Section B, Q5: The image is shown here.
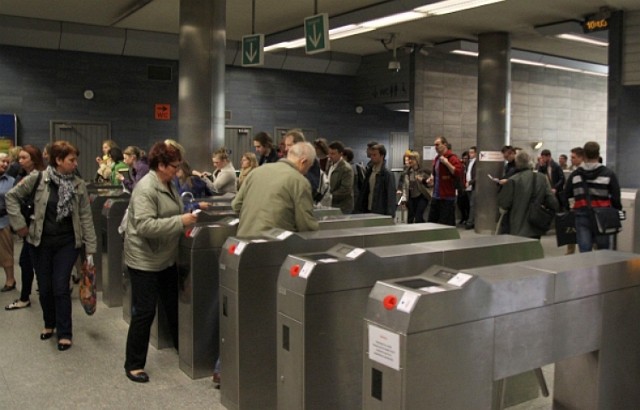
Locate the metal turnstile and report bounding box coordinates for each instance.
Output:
[177,218,239,379]
[89,189,125,291]
[316,213,393,229]
[276,235,543,410]
[122,208,236,325]
[312,206,342,218]
[100,197,129,307]
[618,188,639,252]
[219,222,460,410]
[363,251,640,410]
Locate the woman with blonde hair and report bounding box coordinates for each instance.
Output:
[397,150,431,223]
[95,139,118,183]
[193,149,237,194]
[237,152,258,190]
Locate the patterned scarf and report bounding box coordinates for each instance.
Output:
[47,166,75,221]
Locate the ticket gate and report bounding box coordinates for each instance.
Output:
[363,251,640,410]
[100,198,129,307]
[316,213,393,229]
[219,223,460,410]
[312,206,342,218]
[276,235,543,410]
[89,189,126,291]
[177,218,239,379]
[618,188,639,253]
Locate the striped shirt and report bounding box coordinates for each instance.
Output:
[564,164,621,210]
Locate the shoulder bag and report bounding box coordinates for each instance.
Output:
[527,173,554,232]
[581,176,621,235]
[20,171,42,227]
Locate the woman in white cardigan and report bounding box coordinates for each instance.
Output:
[193,149,237,194]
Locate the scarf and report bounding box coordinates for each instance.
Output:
[47,166,76,221]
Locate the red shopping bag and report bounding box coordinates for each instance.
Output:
[79,260,97,315]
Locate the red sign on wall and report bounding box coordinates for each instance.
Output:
[155,104,171,120]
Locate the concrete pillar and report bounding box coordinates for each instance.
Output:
[474,32,511,234]
[178,0,226,171]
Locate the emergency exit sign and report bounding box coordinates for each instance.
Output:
[242,34,264,67]
[304,13,329,54]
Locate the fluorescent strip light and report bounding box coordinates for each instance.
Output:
[361,11,427,29]
[556,33,608,47]
[544,64,582,73]
[510,58,544,67]
[451,50,478,56]
[583,71,608,77]
[329,25,375,40]
[415,0,505,15]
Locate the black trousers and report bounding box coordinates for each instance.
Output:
[124,264,179,372]
[427,198,456,226]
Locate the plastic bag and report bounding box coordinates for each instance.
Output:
[79,258,97,316]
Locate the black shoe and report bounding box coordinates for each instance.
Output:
[40,331,54,340]
[465,223,474,230]
[57,342,72,351]
[0,283,16,292]
[126,370,150,383]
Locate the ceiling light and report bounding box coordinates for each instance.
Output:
[451,50,478,57]
[415,0,505,16]
[510,58,544,67]
[555,33,608,47]
[329,24,375,40]
[361,11,427,29]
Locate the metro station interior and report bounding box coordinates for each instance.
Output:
[1,1,640,409]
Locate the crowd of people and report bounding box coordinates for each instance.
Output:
[0,131,622,387]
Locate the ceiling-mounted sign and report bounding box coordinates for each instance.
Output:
[304,13,330,54]
[242,34,264,67]
[155,104,171,120]
[583,15,609,32]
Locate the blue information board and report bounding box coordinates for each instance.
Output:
[0,114,17,154]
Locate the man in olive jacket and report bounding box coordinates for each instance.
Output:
[498,151,558,239]
[232,142,319,237]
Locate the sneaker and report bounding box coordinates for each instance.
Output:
[5,299,31,310]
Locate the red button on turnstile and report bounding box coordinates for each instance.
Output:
[228,244,237,254]
[290,264,301,277]
[383,295,397,310]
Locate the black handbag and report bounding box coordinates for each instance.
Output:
[527,173,554,232]
[20,171,42,227]
[581,177,622,235]
[555,211,576,246]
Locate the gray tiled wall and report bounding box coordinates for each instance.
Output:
[412,52,608,160]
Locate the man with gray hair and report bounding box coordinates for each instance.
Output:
[232,142,319,237]
[497,151,558,239]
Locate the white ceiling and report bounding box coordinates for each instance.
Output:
[0,0,638,64]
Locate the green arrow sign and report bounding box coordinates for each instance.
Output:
[242,34,264,67]
[304,13,330,54]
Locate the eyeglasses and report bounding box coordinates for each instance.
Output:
[167,162,181,169]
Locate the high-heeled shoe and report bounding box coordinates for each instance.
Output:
[40,330,54,340]
[126,370,150,383]
[57,339,72,351]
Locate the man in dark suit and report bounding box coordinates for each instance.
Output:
[537,149,565,210]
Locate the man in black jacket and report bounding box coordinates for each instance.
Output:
[537,149,565,210]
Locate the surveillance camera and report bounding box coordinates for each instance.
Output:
[388,60,401,72]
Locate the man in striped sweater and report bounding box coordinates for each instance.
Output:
[563,141,622,252]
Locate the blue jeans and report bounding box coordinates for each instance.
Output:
[575,210,611,252]
[30,239,79,340]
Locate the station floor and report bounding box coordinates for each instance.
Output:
[0,227,566,410]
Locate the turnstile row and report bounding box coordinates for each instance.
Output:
[363,250,640,410]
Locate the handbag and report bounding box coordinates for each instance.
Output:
[79,259,97,316]
[555,211,576,246]
[581,177,622,235]
[20,171,42,227]
[527,173,554,232]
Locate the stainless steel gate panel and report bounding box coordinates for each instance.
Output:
[177,218,238,379]
[363,251,640,409]
[88,189,124,291]
[100,198,129,307]
[218,222,459,410]
[277,236,543,410]
[316,213,393,229]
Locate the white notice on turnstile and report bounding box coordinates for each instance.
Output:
[368,324,400,371]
